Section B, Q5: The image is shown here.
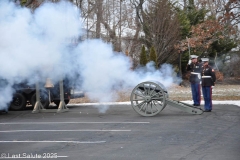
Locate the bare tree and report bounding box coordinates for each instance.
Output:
[19,0,182,68]
[197,0,240,27]
[96,0,103,38]
[130,0,180,66]
[149,0,180,65]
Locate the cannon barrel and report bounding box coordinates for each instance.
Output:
[130,81,203,117]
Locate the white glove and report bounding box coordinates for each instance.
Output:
[188,60,191,65]
[212,86,214,91]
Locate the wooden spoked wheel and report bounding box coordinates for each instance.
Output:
[130,81,167,116]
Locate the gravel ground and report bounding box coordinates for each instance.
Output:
[70,79,240,103]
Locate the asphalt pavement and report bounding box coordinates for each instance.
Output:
[0,103,240,160]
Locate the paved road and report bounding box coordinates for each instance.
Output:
[0,103,240,160]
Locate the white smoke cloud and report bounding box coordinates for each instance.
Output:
[0,0,181,112]
[0,82,14,111]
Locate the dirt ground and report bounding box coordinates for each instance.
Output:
[70,78,240,104]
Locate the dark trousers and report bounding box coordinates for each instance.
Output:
[202,86,212,110]
[191,83,201,105]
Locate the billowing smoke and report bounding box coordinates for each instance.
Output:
[0,1,180,111]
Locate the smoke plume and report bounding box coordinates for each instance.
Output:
[0,1,180,112]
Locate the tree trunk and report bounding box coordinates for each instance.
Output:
[96,0,103,38]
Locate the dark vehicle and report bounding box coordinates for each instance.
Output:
[1,78,84,111]
[0,79,9,113]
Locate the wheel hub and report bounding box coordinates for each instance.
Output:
[145,96,152,102]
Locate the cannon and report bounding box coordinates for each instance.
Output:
[130,81,203,116]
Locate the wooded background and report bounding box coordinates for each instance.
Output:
[18,0,240,78]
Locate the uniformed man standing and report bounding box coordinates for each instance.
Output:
[201,58,216,112]
[186,55,202,106]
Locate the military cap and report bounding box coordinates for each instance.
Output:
[190,55,198,59]
[201,57,209,62]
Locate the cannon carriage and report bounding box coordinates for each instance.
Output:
[130,81,203,116]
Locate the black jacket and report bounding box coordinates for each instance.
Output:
[201,65,216,86]
[186,62,202,83]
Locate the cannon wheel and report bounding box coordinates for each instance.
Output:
[130,81,167,116]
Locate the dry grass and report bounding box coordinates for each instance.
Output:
[70,82,240,104]
[168,84,240,101]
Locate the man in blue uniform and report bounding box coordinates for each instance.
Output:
[201,58,216,112]
[186,55,202,106]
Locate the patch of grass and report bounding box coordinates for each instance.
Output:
[70,84,240,104]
